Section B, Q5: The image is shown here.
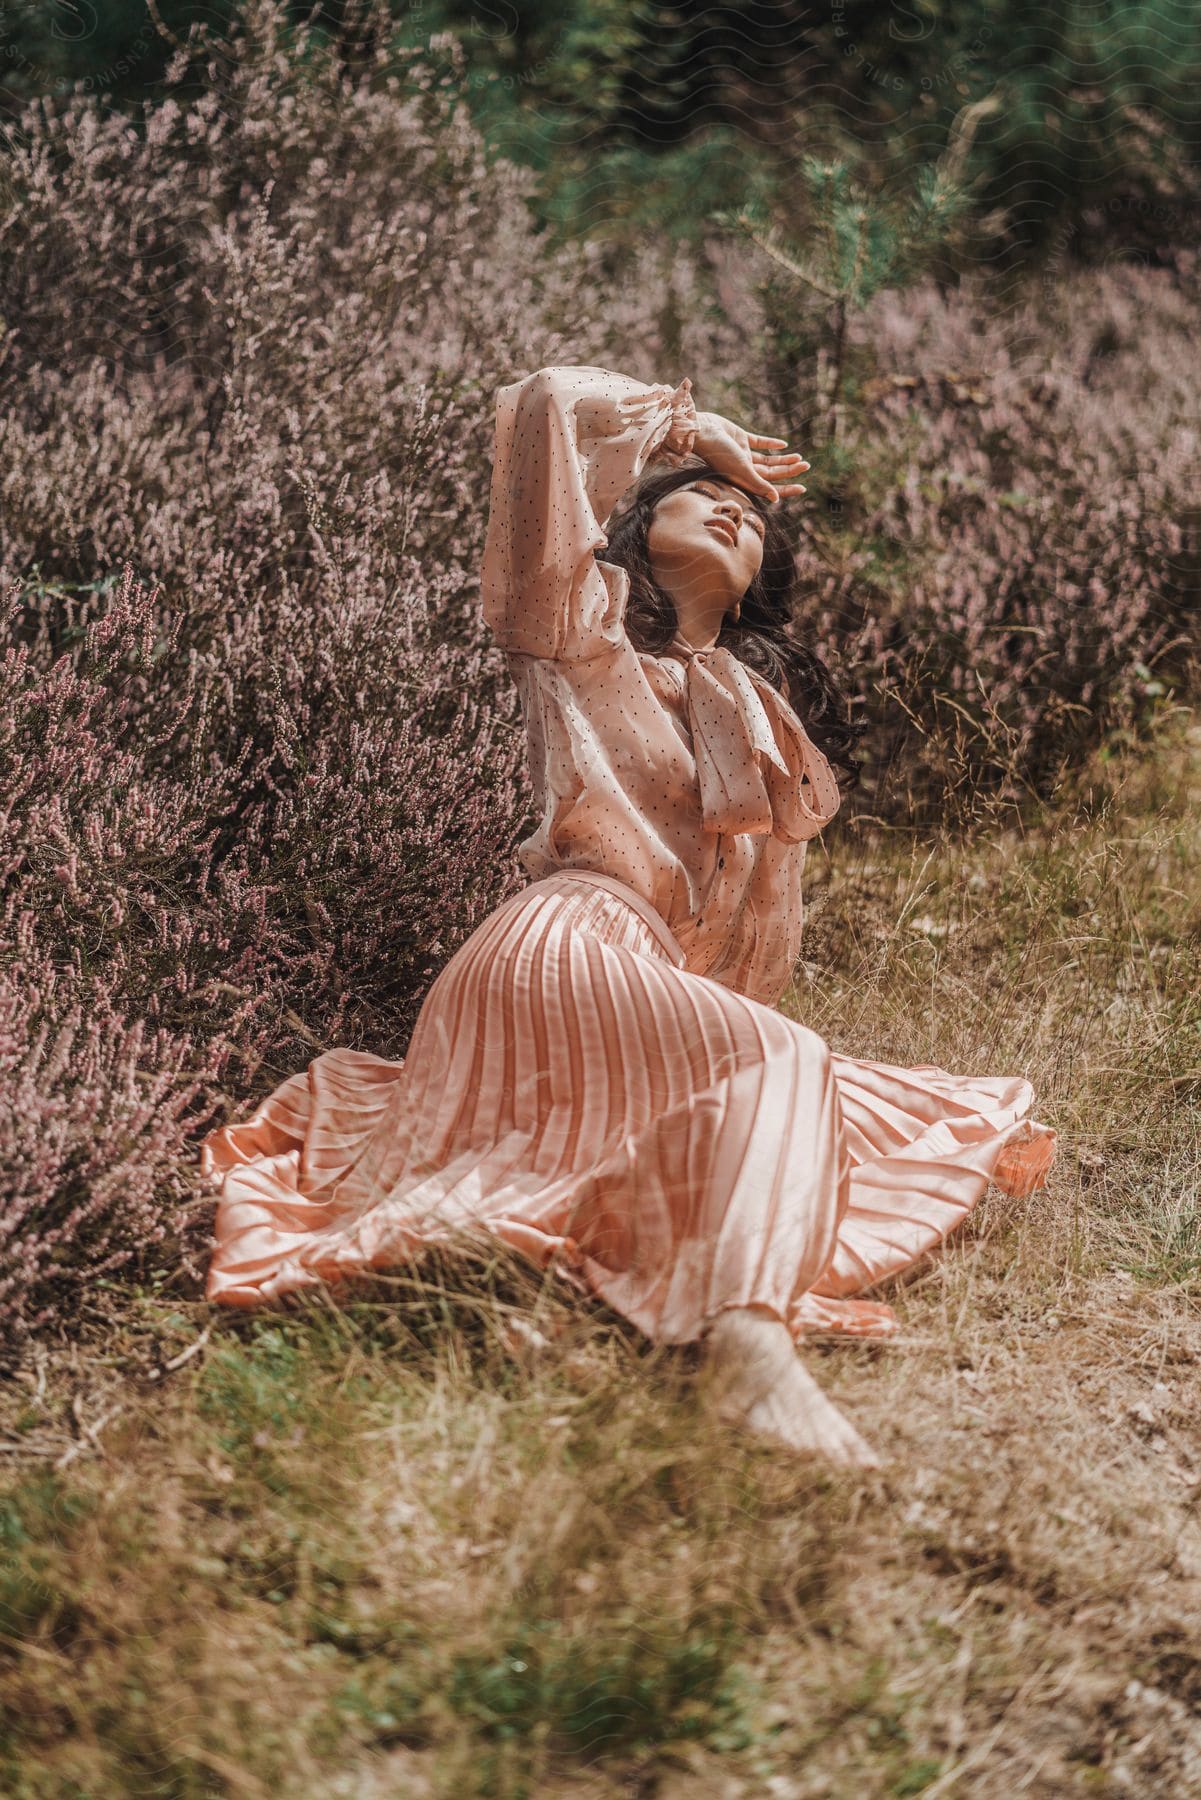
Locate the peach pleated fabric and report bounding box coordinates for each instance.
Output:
[202,366,1056,1337]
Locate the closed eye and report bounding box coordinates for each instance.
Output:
[694,481,765,538]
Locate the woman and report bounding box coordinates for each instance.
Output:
[201,365,1056,1467]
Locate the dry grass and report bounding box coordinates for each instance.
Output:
[2,726,1199,1799]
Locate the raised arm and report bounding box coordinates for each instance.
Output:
[480,365,697,662]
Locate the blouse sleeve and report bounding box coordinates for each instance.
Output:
[480,364,698,662]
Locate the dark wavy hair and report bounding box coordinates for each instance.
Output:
[597,460,864,786]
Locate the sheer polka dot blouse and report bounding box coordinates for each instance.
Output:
[479,365,841,1009]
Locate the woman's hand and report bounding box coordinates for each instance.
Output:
[691,409,809,504]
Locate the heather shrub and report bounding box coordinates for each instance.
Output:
[0,945,225,1338]
[813,267,1201,811]
[598,240,1200,812]
[0,557,534,1339]
[0,3,589,1340]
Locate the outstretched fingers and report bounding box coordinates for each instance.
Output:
[751,449,808,501]
[743,465,807,503]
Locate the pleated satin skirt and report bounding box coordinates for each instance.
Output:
[201,871,1056,1339]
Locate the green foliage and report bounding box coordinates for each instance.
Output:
[0,1476,94,1644]
[444,1611,752,1757]
[724,156,969,310]
[7,1,1201,262]
[384,0,1201,260]
[196,1326,307,1456]
[0,0,238,115]
[717,151,970,452]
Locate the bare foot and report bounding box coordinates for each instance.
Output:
[701,1308,881,1469]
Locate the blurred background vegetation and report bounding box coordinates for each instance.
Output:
[3,0,1200,266]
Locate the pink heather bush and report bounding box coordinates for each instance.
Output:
[794,268,1194,808]
[0,4,593,1341]
[0,944,226,1337]
[1,1,1197,1335]
[808,270,1201,808]
[0,559,533,1340]
[594,240,1199,809]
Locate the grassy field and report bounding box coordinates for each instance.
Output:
[2,727,1199,1799]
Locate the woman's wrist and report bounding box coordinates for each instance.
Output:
[691,410,736,459]
[662,377,698,458]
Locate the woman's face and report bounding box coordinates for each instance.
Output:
[646,477,766,605]
[643,475,767,650]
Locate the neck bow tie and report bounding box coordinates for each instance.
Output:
[668,643,842,842]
